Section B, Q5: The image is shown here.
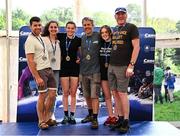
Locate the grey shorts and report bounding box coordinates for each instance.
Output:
[108,65,129,92]
[80,73,101,98]
[37,68,57,93]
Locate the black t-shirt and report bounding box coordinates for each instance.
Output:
[57,33,81,69]
[110,23,139,66]
[99,40,112,69]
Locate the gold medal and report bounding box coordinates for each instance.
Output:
[51,57,56,63]
[86,54,91,60]
[66,56,70,61]
[105,63,109,68]
[42,55,47,61]
[113,45,117,50]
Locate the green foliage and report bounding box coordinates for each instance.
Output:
[147,17,177,33]
[92,12,116,27]
[155,91,180,121]
[155,48,180,75]
[126,4,141,26]
[40,7,73,26]
[175,20,180,32]
[0,9,5,30]
[12,8,30,30]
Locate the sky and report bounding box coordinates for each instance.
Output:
[1,0,180,21]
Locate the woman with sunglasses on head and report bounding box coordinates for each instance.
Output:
[57,21,81,125]
[41,20,61,126]
[99,25,118,126]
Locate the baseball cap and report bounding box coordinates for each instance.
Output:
[115,7,127,14]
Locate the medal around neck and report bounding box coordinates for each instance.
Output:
[42,55,47,61]
[113,45,117,50]
[105,63,109,68]
[51,57,56,63]
[86,54,91,60]
[66,56,70,61]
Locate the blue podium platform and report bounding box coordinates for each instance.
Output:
[0,121,180,135]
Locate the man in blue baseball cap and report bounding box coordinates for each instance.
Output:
[108,7,140,133]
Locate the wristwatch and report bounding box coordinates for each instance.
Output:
[130,61,135,66]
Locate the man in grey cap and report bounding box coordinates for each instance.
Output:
[108,7,140,133]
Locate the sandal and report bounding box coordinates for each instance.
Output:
[38,122,49,130]
[46,119,58,126]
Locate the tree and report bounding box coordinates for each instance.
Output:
[126,4,141,26]
[176,20,180,32]
[92,12,116,27]
[12,8,30,30]
[40,7,73,26]
[0,9,5,30]
[147,17,176,33]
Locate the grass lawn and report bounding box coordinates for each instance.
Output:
[154,90,180,121]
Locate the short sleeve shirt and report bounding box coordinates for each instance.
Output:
[25,33,50,71]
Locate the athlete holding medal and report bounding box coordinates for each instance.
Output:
[57,21,81,124]
[99,25,118,126]
[25,17,57,130]
[80,17,101,129]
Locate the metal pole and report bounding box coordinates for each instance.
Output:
[142,0,147,26]
[3,0,12,122]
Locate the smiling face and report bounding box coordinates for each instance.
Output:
[48,22,59,36]
[100,27,111,42]
[30,21,42,36]
[82,20,93,36]
[115,12,127,26]
[66,23,76,37]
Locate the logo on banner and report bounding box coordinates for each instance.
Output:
[19,57,27,62]
[143,59,154,64]
[19,31,31,36]
[144,33,155,38]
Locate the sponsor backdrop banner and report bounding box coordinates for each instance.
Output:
[17,26,155,122]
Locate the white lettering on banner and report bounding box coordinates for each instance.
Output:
[19,57,27,62]
[143,59,154,64]
[19,31,30,36]
[144,33,155,38]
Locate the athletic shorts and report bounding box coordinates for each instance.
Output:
[37,68,57,93]
[100,67,108,80]
[60,67,79,77]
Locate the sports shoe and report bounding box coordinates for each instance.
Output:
[104,116,118,126]
[118,119,130,133]
[91,118,98,129]
[81,115,93,123]
[69,115,76,124]
[109,119,123,130]
[61,116,69,124]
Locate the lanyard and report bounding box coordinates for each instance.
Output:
[65,37,72,56]
[104,42,111,63]
[85,38,92,51]
[49,37,57,56]
[32,33,46,53]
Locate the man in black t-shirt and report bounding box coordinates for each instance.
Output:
[108,7,140,133]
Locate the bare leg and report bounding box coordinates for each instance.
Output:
[118,92,129,119]
[44,90,56,122]
[101,80,113,117]
[61,77,70,112]
[37,92,47,123]
[69,77,79,113]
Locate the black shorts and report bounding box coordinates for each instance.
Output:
[100,67,108,80]
[60,67,79,77]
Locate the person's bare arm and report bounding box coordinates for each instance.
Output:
[26,53,44,87]
[126,38,140,77]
